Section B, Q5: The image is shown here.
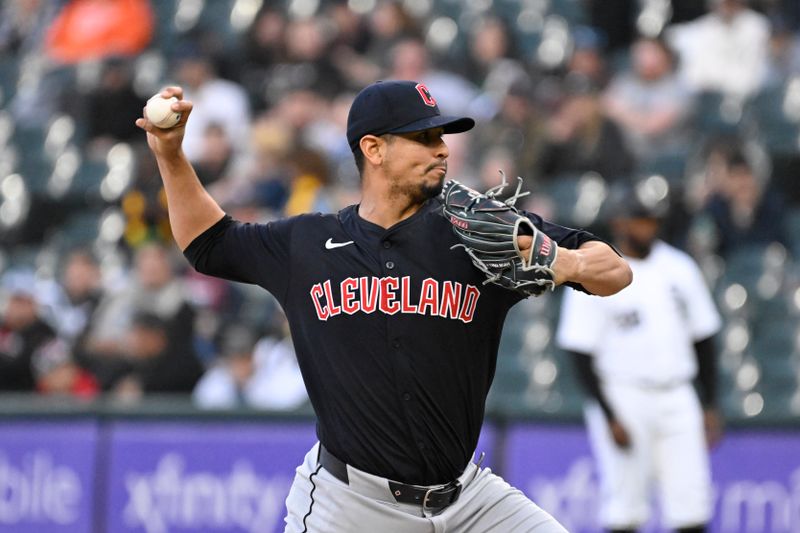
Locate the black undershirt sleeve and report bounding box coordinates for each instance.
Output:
[694,335,718,408]
[569,350,617,421]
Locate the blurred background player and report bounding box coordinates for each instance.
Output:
[556,184,723,533]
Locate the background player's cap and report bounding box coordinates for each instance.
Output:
[605,178,671,221]
[346,80,475,152]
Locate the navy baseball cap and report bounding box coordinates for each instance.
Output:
[346,80,475,152]
[606,181,670,221]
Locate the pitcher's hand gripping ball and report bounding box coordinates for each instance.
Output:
[441,172,558,297]
[145,94,182,129]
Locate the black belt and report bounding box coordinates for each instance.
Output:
[318,444,463,509]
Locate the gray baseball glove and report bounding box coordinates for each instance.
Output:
[441,172,558,297]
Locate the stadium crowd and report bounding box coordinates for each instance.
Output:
[0,0,799,417]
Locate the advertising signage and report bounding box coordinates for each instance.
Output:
[0,421,99,533]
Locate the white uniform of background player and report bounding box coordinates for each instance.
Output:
[556,189,723,533]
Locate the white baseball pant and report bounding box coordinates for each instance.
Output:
[284,442,568,532]
[585,381,712,529]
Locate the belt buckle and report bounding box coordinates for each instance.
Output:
[422,487,436,510]
[422,480,462,510]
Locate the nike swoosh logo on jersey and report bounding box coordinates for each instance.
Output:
[325,238,354,249]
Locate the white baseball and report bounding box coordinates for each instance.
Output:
[145,94,182,129]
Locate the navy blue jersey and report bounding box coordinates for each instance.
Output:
[184,197,599,485]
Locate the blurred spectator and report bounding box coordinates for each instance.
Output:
[34,337,98,398]
[193,325,256,409]
[273,87,330,141]
[82,242,195,388]
[194,315,308,411]
[281,16,348,98]
[240,6,287,110]
[684,135,741,211]
[112,312,203,401]
[194,122,235,187]
[565,26,610,88]
[473,147,525,205]
[364,1,421,64]
[758,0,800,30]
[327,1,371,53]
[0,0,54,54]
[668,0,771,97]
[471,77,548,186]
[604,36,693,162]
[695,145,788,257]
[305,91,360,189]
[5,1,72,126]
[121,146,172,248]
[246,318,308,410]
[476,147,519,191]
[243,6,287,67]
[283,146,334,216]
[245,14,350,110]
[765,20,800,86]
[0,270,58,391]
[184,267,246,365]
[181,28,241,87]
[538,76,634,182]
[83,57,142,154]
[264,88,359,208]
[325,1,379,89]
[387,38,495,120]
[175,47,252,164]
[53,248,104,344]
[462,15,527,104]
[230,114,293,212]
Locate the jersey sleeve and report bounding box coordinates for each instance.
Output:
[680,255,722,340]
[524,212,603,250]
[524,212,615,293]
[555,288,606,354]
[182,214,294,302]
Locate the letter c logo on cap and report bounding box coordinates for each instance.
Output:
[416,83,437,107]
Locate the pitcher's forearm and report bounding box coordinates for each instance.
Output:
[555,241,632,296]
[156,150,225,251]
